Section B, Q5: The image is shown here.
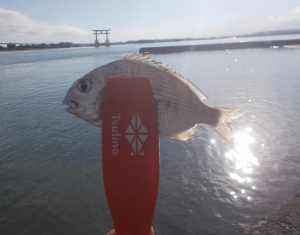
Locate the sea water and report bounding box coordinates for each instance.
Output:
[1,38,300,235]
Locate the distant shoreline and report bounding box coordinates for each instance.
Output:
[139,39,300,54]
[0,46,95,53]
[0,38,217,52]
[1,28,300,52]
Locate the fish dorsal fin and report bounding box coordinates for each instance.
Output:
[168,125,197,141]
[122,53,208,100]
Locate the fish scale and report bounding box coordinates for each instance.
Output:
[119,61,201,136]
[63,53,245,144]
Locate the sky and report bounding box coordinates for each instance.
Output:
[0,0,300,44]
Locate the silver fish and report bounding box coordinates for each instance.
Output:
[63,53,245,144]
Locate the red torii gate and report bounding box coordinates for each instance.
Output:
[92,29,111,47]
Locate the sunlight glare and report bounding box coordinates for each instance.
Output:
[225,128,258,200]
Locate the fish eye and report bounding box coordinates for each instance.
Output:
[77,80,92,93]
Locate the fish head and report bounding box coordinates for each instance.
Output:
[62,72,106,127]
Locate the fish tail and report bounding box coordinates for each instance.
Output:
[211,107,246,145]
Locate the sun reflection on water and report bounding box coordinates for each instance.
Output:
[223,127,259,200]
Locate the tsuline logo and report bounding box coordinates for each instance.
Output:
[111,114,121,155]
[125,114,148,156]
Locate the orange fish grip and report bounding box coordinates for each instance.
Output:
[101,77,160,235]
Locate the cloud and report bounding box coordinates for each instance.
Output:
[240,7,300,35]
[1,6,300,44]
[118,7,300,41]
[191,7,300,37]
[0,8,89,43]
[268,7,300,29]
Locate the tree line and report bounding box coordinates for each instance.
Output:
[0,42,94,51]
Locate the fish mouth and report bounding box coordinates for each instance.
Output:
[63,100,78,112]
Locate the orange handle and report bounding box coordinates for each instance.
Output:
[101,77,160,235]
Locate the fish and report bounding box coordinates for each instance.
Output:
[63,53,245,144]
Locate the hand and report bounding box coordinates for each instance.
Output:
[106,226,154,235]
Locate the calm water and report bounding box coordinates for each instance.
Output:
[1,38,300,235]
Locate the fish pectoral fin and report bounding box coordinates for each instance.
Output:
[168,125,197,141]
